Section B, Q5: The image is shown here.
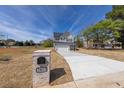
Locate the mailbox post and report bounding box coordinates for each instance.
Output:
[33,50,51,87]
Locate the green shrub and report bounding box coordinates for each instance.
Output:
[43,39,53,47]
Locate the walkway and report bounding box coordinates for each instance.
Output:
[57,49,124,81]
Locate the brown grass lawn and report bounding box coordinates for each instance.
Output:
[0,47,73,88]
[50,50,73,86]
[78,48,124,62]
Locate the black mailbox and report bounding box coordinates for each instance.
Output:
[36,56,48,73]
[37,57,46,65]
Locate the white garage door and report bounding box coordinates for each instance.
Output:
[55,44,69,52]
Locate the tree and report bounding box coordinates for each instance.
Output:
[0,42,5,46]
[83,26,94,48]
[76,36,83,48]
[82,20,112,48]
[94,20,113,44]
[24,40,30,46]
[106,6,124,20]
[29,40,35,46]
[106,6,124,49]
[82,6,124,49]
[108,20,123,41]
[15,41,24,46]
[43,39,53,47]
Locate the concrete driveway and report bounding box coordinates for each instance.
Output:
[57,49,124,81]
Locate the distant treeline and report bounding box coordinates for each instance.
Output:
[0,38,54,48]
[0,39,38,46]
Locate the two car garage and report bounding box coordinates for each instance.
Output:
[54,42,70,52]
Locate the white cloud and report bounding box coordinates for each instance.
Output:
[0,22,49,42]
[0,9,54,43]
[68,14,84,32]
[37,7,56,28]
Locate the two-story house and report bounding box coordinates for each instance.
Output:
[53,32,76,51]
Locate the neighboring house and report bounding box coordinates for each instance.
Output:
[6,39,16,47]
[83,37,122,49]
[53,32,76,51]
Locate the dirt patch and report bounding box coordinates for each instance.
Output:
[0,55,12,64]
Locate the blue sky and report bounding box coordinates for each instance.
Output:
[0,5,112,42]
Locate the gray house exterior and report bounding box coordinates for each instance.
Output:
[53,32,76,51]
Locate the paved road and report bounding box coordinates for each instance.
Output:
[57,49,124,81]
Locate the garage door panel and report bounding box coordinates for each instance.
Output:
[55,44,69,52]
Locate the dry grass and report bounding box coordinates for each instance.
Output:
[50,50,73,86]
[0,47,43,88]
[78,48,124,62]
[0,47,73,88]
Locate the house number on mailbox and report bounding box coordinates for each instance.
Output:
[36,67,47,73]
